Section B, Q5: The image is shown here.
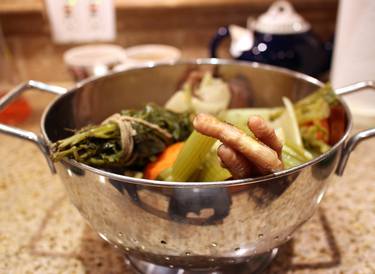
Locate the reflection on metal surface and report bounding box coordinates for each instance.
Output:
[126,248,278,274]
[312,150,338,180]
[168,188,231,225]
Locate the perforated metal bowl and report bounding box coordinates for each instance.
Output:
[1,60,374,274]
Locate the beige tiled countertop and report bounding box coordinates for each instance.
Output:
[0,90,375,274]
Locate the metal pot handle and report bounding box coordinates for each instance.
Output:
[0,80,67,173]
[335,80,375,175]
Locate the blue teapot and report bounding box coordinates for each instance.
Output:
[210,1,332,77]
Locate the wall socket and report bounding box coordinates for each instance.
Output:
[45,0,116,44]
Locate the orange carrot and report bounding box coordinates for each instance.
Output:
[302,119,329,142]
[144,142,184,180]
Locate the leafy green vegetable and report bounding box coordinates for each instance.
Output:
[300,123,331,154]
[52,104,193,170]
[121,104,192,142]
[294,84,338,155]
[294,84,338,125]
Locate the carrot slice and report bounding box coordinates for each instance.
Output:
[302,119,329,142]
[144,142,184,180]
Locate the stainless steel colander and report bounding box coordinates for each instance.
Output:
[1,60,374,274]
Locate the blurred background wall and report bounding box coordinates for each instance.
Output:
[0,0,337,83]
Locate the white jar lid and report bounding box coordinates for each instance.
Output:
[253,1,310,34]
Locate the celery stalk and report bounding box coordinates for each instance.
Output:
[219,108,283,134]
[282,150,304,169]
[282,143,313,169]
[198,150,231,182]
[171,130,216,182]
[284,142,314,161]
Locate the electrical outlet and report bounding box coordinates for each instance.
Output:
[45,0,116,44]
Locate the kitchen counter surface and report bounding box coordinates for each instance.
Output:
[0,90,375,274]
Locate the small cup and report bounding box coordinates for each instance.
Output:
[114,44,181,71]
[63,44,127,81]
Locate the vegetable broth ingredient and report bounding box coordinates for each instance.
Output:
[171,130,216,182]
[164,90,190,113]
[193,113,283,174]
[248,116,283,158]
[165,72,231,114]
[300,121,331,154]
[282,147,305,169]
[272,97,304,148]
[219,107,283,133]
[197,144,232,181]
[195,115,283,179]
[294,84,338,125]
[294,84,340,155]
[217,144,254,179]
[52,104,192,170]
[144,142,184,180]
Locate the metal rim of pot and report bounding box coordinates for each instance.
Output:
[0,58,374,188]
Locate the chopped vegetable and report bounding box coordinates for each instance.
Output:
[282,144,313,169]
[300,122,331,154]
[171,130,216,182]
[144,142,184,180]
[294,84,338,125]
[282,147,305,169]
[272,97,304,148]
[293,84,340,155]
[197,142,231,181]
[219,107,283,133]
[165,72,231,114]
[164,90,191,113]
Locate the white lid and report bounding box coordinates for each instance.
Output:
[124,44,181,63]
[253,1,310,34]
[63,44,127,68]
[113,44,181,72]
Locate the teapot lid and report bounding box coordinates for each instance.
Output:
[252,1,310,34]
